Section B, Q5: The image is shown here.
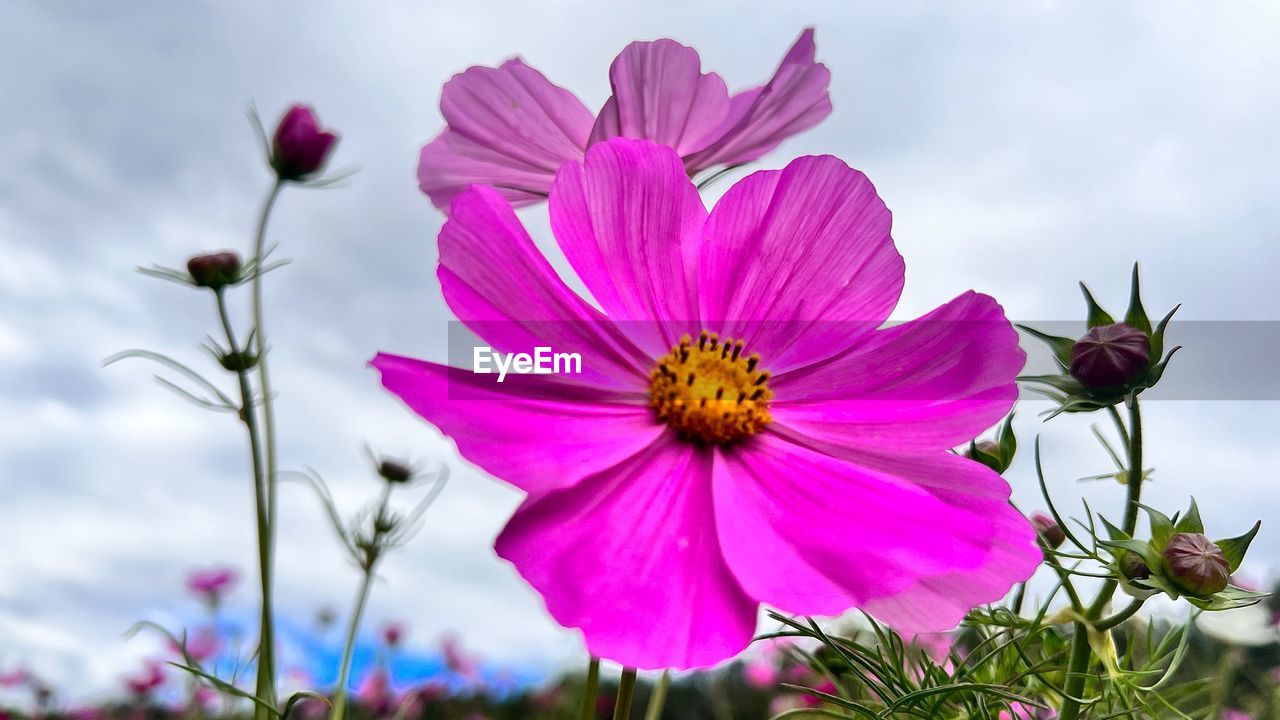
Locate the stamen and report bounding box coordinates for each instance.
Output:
[648,332,773,444]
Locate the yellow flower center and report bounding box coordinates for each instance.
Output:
[648,331,772,444]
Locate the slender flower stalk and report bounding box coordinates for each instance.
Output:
[642,671,670,720]
[328,565,378,720]
[249,179,283,718]
[579,658,600,720]
[613,668,638,720]
[1059,394,1143,720]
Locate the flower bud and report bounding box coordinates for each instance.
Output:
[1069,323,1150,389]
[271,105,339,181]
[378,459,413,484]
[1031,513,1065,549]
[187,251,242,290]
[218,349,259,373]
[1163,532,1230,595]
[1120,551,1151,580]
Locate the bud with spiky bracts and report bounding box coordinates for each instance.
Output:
[965,414,1016,474]
[1020,264,1180,416]
[1100,498,1263,610]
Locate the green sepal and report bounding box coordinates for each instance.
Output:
[1080,282,1116,328]
[1174,498,1204,534]
[1149,303,1180,363]
[1141,504,1176,549]
[1216,520,1262,573]
[1186,584,1270,612]
[1124,263,1153,335]
[1017,324,1076,371]
[996,413,1017,464]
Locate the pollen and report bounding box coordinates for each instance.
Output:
[648,331,772,444]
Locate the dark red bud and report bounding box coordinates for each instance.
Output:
[1069,323,1150,389]
[378,459,413,484]
[1031,512,1066,549]
[1120,551,1151,580]
[271,105,339,181]
[1163,532,1230,595]
[186,251,242,289]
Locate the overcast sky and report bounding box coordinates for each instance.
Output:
[1,0,1278,704]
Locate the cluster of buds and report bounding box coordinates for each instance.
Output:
[1101,499,1263,610]
[964,414,1016,474]
[1020,265,1179,415]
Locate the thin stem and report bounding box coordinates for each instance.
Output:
[579,658,600,720]
[250,179,283,718]
[1095,598,1144,631]
[328,567,377,720]
[213,288,273,712]
[1058,622,1093,720]
[642,670,670,720]
[613,668,638,720]
[1062,395,1145,720]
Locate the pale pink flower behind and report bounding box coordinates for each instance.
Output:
[418,30,830,211]
[375,139,1039,669]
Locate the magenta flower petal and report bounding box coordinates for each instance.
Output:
[861,491,1040,632]
[588,39,730,157]
[550,139,703,356]
[418,60,594,211]
[699,154,904,373]
[770,292,1025,453]
[712,434,995,617]
[440,185,653,390]
[685,29,832,172]
[495,439,757,669]
[372,354,664,496]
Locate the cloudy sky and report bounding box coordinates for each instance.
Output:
[1,0,1278,704]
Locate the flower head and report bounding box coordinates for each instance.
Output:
[271,105,339,181]
[383,622,405,648]
[1070,322,1150,389]
[186,566,238,607]
[1031,512,1066,550]
[374,140,1039,669]
[123,661,166,697]
[1163,532,1231,595]
[418,30,830,211]
[187,251,242,290]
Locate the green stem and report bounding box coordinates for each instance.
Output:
[642,670,670,720]
[1061,395,1144,720]
[1058,622,1093,720]
[579,658,600,720]
[213,289,273,711]
[613,668,638,720]
[1094,598,1144,631]
[328,566,377,720]
[250,179,283,718]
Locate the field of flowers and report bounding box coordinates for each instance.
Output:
[2,8,1278,720]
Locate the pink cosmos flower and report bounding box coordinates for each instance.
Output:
[383,622,406,648]
[1220,711,1253,720]
[124,661,166,697]
[441,634,480,683]
[172,626,222,662]
[418,29,830,211]
[356,666,397,716]
[271,105,339,181]
[373,138,1039,669]
[186,566,238,605]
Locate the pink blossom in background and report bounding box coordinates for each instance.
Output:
[123,661,165,697]
[743,658,779,689]
[442,634,480,683]
[170,626,221,662]
[185,566,238,606]
[383,622,406,648]
[0,668,30,688]
[375,139,1039,669]
[417,29,830,211]
[356,666,397,716]
[1220,711,1253,720]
